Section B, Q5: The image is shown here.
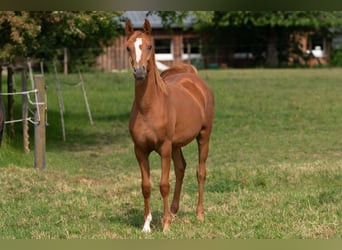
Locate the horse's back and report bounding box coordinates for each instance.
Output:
[167,72,213,106]
[167,72,214,125]
[161,64,212,110]
[161,63,197,81]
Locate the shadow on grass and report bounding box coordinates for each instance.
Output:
[2,107,132,154]
[108,206,196,233]
[44,109,131,152]
[108,208,165,231]
[108,208,142,229]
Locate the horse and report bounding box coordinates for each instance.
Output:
[160,63,198,80]
[125,19,214,233]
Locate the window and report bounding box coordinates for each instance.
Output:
[154,38,173,61]
[182,38,202,60]
[307,34,326,58]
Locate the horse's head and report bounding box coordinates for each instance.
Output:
[125,19,154,80]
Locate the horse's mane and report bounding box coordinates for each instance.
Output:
[155,72,168,94]
[150,51,168,94]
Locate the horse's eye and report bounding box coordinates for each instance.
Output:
[126,47,131,53]
[147,45,152,50]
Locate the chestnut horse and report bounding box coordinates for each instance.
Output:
[160,63,198,80]
[125,19,214,233]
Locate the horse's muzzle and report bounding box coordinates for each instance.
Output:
[133,66,147,80]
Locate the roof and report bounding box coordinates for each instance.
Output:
[122,11,195,29]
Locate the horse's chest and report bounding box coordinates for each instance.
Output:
[129,111,169,148]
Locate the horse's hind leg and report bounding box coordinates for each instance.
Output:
[196,128,211,221]
[171,147,187,215]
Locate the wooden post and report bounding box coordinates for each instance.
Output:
[53,62,66,141]
[40,61,45,75]
[0,66,2,146]
[27,60,35,89]
[0,66,4,147]
[187,42,191,64]
[78,70,94,126]
[0,65,2,93]
[22,69,30,154]
[7,67,14,136]
[0,94,4,147]
[64,48,68,75]
[34,75,46,170]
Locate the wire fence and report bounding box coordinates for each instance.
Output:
[0,89,44,125]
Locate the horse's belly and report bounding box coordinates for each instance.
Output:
[172,128,199,147]
[172,109,203,146]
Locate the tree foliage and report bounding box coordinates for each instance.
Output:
[148,11,215,30]
[152,11,342,30]
[0,11,122,70]
[152,11,342,67]
[0,11,40,61]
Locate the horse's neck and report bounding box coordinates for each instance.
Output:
[134,63,166,113]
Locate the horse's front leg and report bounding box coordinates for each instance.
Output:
[159,141,172,233]
[134,145,152,233]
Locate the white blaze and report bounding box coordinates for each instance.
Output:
[142,213,152,233]
[134,38,143,63]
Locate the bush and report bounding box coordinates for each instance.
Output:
[330,48,342,67]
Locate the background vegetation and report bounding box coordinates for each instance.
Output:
[2,11,342,70]
[0,69,341,239]
[0,11,123,71]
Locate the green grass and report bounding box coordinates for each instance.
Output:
[1,69,342,238]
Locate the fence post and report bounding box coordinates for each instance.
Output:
[7,67,14,136]
[64,48,68,75]
[22,68,30,154]
[53,62,66,141]
[78,70,94,126]
[34,75,46,170]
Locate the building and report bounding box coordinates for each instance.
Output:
[96,12,341,70]
[288,31,332,67]
[96,11,203,72]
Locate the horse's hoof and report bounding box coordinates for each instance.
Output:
[170,212,177,219]
[170,203,179,214]
[142,213,152,233]
[197,213,204,222]
[142,227,151,233]
[162,223,170,234]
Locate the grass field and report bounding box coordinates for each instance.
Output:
[0,68,342,239]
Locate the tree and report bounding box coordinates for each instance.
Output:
[0,11,122,71]
[152,11,342,67]
[0,11,40,63]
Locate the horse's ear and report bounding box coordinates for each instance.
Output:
[125,19,134,39]
[143,19,152,35]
